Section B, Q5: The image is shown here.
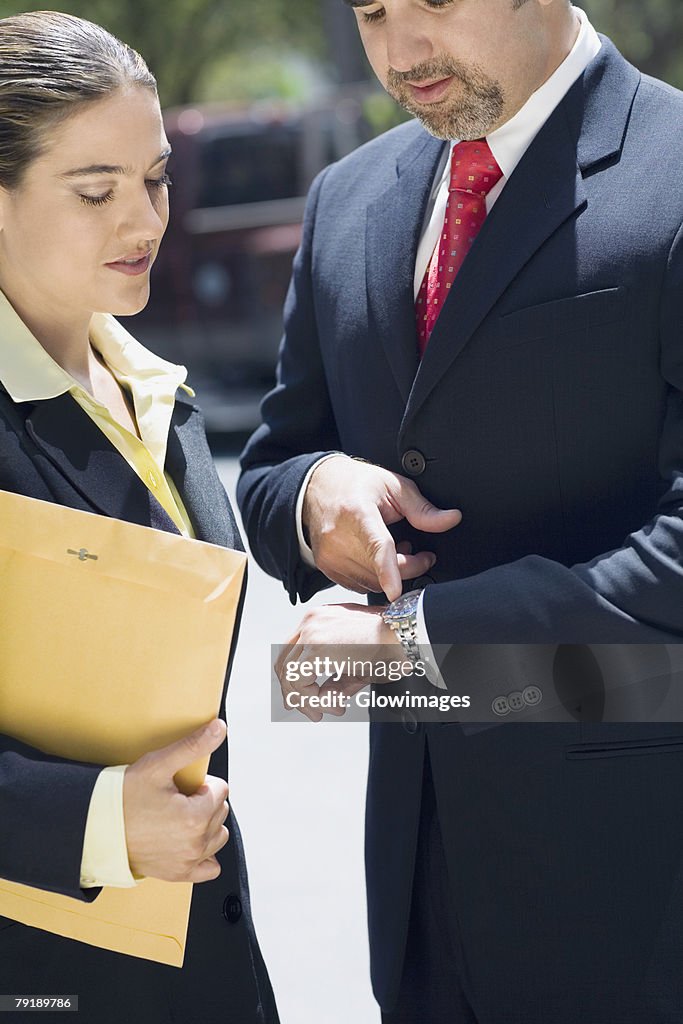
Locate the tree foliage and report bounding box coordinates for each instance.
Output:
[0,0,680,105]
[583,0,683,87]
[0,0,323,105]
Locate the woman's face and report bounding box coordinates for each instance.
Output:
[0,86,170,325]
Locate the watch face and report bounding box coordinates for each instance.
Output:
[385,590,420,622]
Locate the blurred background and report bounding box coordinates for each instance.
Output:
[0,0,679,434]
[1,3,680,1021]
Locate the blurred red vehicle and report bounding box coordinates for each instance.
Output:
[135,93,378,390]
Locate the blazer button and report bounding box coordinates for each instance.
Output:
[507,691,525,713]
[222,892,243,924]
[401,450,426,476]
[492,695,511,717]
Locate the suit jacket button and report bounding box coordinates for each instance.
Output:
[401,450,426,476]
[492,695,510,717]
[222,893,242,924]
[523,685,542,707]
[507,691,525,712]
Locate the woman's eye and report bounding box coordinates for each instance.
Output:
[146,173,173,191]
[79,192,113,208]
[78,174,171,208]
[362,7,385,23]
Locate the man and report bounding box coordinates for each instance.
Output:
[238,1,683,1020]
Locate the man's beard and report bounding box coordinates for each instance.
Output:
[387,57,505,140]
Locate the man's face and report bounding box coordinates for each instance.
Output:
[347,0,569,140]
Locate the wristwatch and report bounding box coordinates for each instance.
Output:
[381,589,423,667]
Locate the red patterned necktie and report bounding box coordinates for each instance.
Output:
[416,139,503,356]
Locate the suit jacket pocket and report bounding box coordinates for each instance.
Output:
[495,286,627,349]
[566,735,683,760]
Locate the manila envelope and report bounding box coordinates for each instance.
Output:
[0,489,246,967]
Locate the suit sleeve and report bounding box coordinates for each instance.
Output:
[423,220,683,645]
[237,167,342,604]
[0,732,104,901]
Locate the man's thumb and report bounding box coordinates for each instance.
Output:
[403,496,462,534]
[151,719,226,779]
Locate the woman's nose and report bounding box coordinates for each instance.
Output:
[117,186,167,244]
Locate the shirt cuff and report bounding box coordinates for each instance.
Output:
[416,590,447,690]
[295,453,350,568]
[80,765,141,888]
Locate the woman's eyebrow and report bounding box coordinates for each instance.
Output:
[59,147,172,178]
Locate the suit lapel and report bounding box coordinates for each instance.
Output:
[165,395,244,551]
[400,38,641,431]
[25,394,164,526]
[165,398,247,706]
[25,391,243,550]
[365,131,446,404]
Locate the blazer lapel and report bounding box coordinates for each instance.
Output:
[165,395,244,551]
[25,394,166,527]
[401,38,641,430]
[25,391,243,549]
[365,130,446,404]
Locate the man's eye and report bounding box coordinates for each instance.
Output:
[362,0,454,22]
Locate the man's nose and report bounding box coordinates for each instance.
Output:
[385,19,433,73]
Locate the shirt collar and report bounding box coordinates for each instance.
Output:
[434,6,602,192]
[487,6,602,178]
[0,287,192,404]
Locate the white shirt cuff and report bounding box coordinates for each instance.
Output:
[80,765,140,888]
[416,590,447,690]
[295,453,350,567]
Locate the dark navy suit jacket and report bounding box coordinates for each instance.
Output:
[238,38,683,1016]
[0,388,276,1024]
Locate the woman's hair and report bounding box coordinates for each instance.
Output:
[0,11,157,190]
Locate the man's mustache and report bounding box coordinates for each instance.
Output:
[387,58,469,87]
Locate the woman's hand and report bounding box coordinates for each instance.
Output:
[122,719,230,883]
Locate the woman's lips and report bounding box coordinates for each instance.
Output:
[406,76,454,104]
[105,252,152,276]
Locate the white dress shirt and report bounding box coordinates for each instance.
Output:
[296,8,601,685]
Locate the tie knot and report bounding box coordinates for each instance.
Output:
[449,139,502,197]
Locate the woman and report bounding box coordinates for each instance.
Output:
[0,12,278,1023]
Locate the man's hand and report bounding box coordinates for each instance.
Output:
[274,603,401,722]
[302,456,461,600]
[123,719,230,883]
